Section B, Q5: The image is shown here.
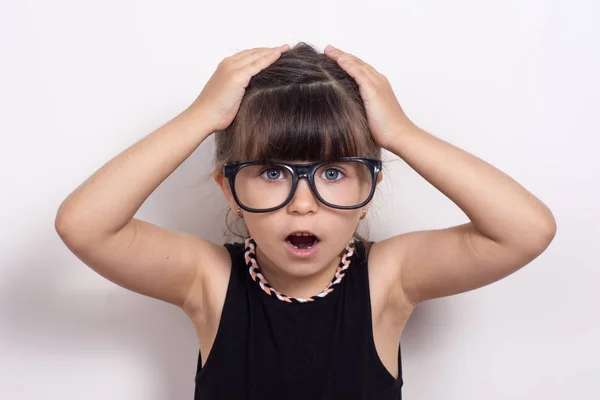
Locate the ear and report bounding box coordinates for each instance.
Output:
[213,172,229,195]
[213,173,237,211]
[362,171,383,217]
[375,170,383,186]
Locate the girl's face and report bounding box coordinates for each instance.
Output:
[215,163,383,278]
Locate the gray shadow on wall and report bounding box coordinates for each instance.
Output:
[0,138,230,400]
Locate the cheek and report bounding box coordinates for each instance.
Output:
[327,208,363,224]
[243,214,279,237]
[316,212,363,241]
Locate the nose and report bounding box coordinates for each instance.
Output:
[287,177,319,214]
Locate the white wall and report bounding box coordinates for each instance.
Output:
[1,0,598,399]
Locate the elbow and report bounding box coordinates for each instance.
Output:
[54,205,93,249]
[54,203,75,239]
[54,212,80,247]
[536,206,557,246]
[521,209,557,257]
[543,213,557,243]
[54,207,69,238]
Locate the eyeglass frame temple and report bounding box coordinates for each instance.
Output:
[222,157,382,213]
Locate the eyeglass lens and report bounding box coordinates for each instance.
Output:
[234,161,373,210]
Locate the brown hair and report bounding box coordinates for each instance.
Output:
[209,42,384,255]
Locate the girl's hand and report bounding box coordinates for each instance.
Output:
[184,44,291,134]
[323,44,415,149]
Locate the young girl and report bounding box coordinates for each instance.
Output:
[55,42,556,399]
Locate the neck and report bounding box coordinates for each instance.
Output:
[254,246,344,299]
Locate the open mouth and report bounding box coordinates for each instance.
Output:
[285,232,320,249]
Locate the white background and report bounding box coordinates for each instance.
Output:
[1,0,598,399]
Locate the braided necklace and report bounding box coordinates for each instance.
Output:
[244,236,356,303]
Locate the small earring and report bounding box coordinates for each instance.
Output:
[360,209,366,220]
[237,208,243,219]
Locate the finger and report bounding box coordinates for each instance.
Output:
[231,46,275,60]
[340,52,377,76]
[240,47,287,76]
[325,45,380,81]
[324,44,349,61]
[232,44,289,65]
[237,45,289,71]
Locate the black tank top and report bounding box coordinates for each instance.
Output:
[193,238,403,399]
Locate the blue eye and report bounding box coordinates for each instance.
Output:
[321,168,345,181]
[261,167,286,180]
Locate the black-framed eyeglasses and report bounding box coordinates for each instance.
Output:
[223,157,382,213]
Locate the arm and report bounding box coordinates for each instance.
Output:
[54,109,222,310]
[55,45,289,313]
[381,123,557,305]
[322,44,556,307]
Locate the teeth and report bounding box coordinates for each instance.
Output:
[287,232,319,250]
[289,242,317,249]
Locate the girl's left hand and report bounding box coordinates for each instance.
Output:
[324,44,415,150]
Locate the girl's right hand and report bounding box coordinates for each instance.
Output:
[184,44,291,134]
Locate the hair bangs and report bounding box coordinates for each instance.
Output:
[227,82,374,164]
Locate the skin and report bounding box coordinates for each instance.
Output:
[322,44,556,305]
[55,44,557,381]
[216,160,383,299]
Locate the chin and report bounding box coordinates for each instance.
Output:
[278,248,334,278]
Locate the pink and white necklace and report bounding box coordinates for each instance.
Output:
[243,237,356,303]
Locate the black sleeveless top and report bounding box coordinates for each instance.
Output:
[193,238,403,399]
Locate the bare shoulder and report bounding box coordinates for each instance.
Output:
[366,237,415,323]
